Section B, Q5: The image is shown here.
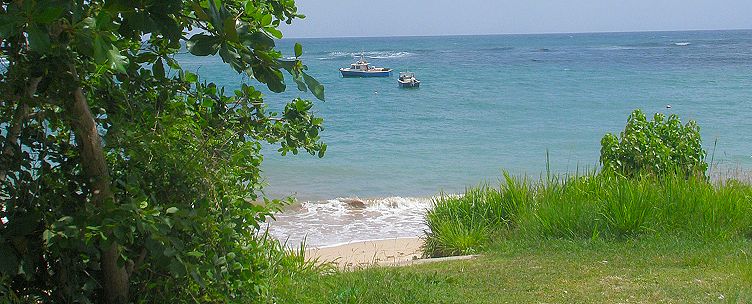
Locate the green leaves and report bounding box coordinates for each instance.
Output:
[187,34,221,56]
[600,109,707,178]
[107,48,128,73]
[294,43,303,58]
[153,58,166,79]
[0,0,325,302]
[183,71,199,83]
[265,27,282,39]
[26,24,51,52]
[244,31,275,50]
[223,17,239,42]
[260,14,272,27]
[278,60,325,101]
[303,72,325,101]
[35,6,64,24]
[0,244,19,276]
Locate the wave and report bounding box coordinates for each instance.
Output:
[592,41,686,51]
[625,42,666,48]
[298,196,432,214]
[483,46,514,52]
[591,46,639,51]
[318,51,414,60]
[266,196,434,248]
[367,51,413,59]
[314,236,421,249]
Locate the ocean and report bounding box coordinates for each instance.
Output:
[179,30,752,247]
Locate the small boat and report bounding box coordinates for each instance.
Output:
[339,56,392,77]
[397,72,420,88]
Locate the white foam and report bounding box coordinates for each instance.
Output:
[367,51,412,59]
[592,46,638,51]
[320,51,413,60]
[674,42,691,46]
[312,236,422,250]
[266,196,434,248]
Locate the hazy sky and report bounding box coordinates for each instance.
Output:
[281,0,752,38]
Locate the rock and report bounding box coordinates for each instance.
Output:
[343,198,367,209]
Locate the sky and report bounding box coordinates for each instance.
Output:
[281,0,752,38]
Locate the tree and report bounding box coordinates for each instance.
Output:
[0,0,325,302]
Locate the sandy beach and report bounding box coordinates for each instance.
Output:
[306,237,425,269]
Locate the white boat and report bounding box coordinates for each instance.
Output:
[339,56,392,77]
[397,72,420,88]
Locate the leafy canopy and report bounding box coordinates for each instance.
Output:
[1,0,325,302]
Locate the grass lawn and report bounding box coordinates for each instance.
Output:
[274,236,752,303]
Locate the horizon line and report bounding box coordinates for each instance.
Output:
[282,27,752,40]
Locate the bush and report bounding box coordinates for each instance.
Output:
[600,109,707,177]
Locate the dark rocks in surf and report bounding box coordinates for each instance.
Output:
[343,198,367,209]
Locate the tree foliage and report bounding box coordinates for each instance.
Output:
[0,0,325,302]
[600,109,707,178]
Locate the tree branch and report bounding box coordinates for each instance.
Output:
[0,76,42,182]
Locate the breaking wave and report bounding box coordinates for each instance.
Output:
[593,41,691,51]
[317,51,414,60]
[483,46,515,52]
[266,196,434,248]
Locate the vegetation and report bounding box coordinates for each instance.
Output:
[424,172,752,256]
[275,237,752,303]
[425,110,746,257]
[275,167,752,302]
[423,174,525,257]
[1,0,325,302]
[600,109,707,177]
[0,0,741,300]
[294,109,748,302]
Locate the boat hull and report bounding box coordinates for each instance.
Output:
[340,69,392,77]
[398,80,420,88]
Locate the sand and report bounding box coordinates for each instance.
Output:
[306,237,425,269]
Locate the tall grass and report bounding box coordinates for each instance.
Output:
[254,231,334,301]
[424,172,752,257]
[424,186,507,257]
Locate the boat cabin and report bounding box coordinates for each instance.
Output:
[399,72,415,79]
[350,60,371,71]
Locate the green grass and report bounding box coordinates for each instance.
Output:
[269,173,752,303]
[272,237,752,303]
[426,172,752,255]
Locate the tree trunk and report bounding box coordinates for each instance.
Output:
[66,65,129,304]
[0,76,41,182]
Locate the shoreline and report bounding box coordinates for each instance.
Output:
[306,237,425,269]
[311,236,424,250]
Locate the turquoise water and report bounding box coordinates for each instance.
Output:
[180,30,752,246]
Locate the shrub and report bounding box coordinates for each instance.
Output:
[600,109,707,177]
